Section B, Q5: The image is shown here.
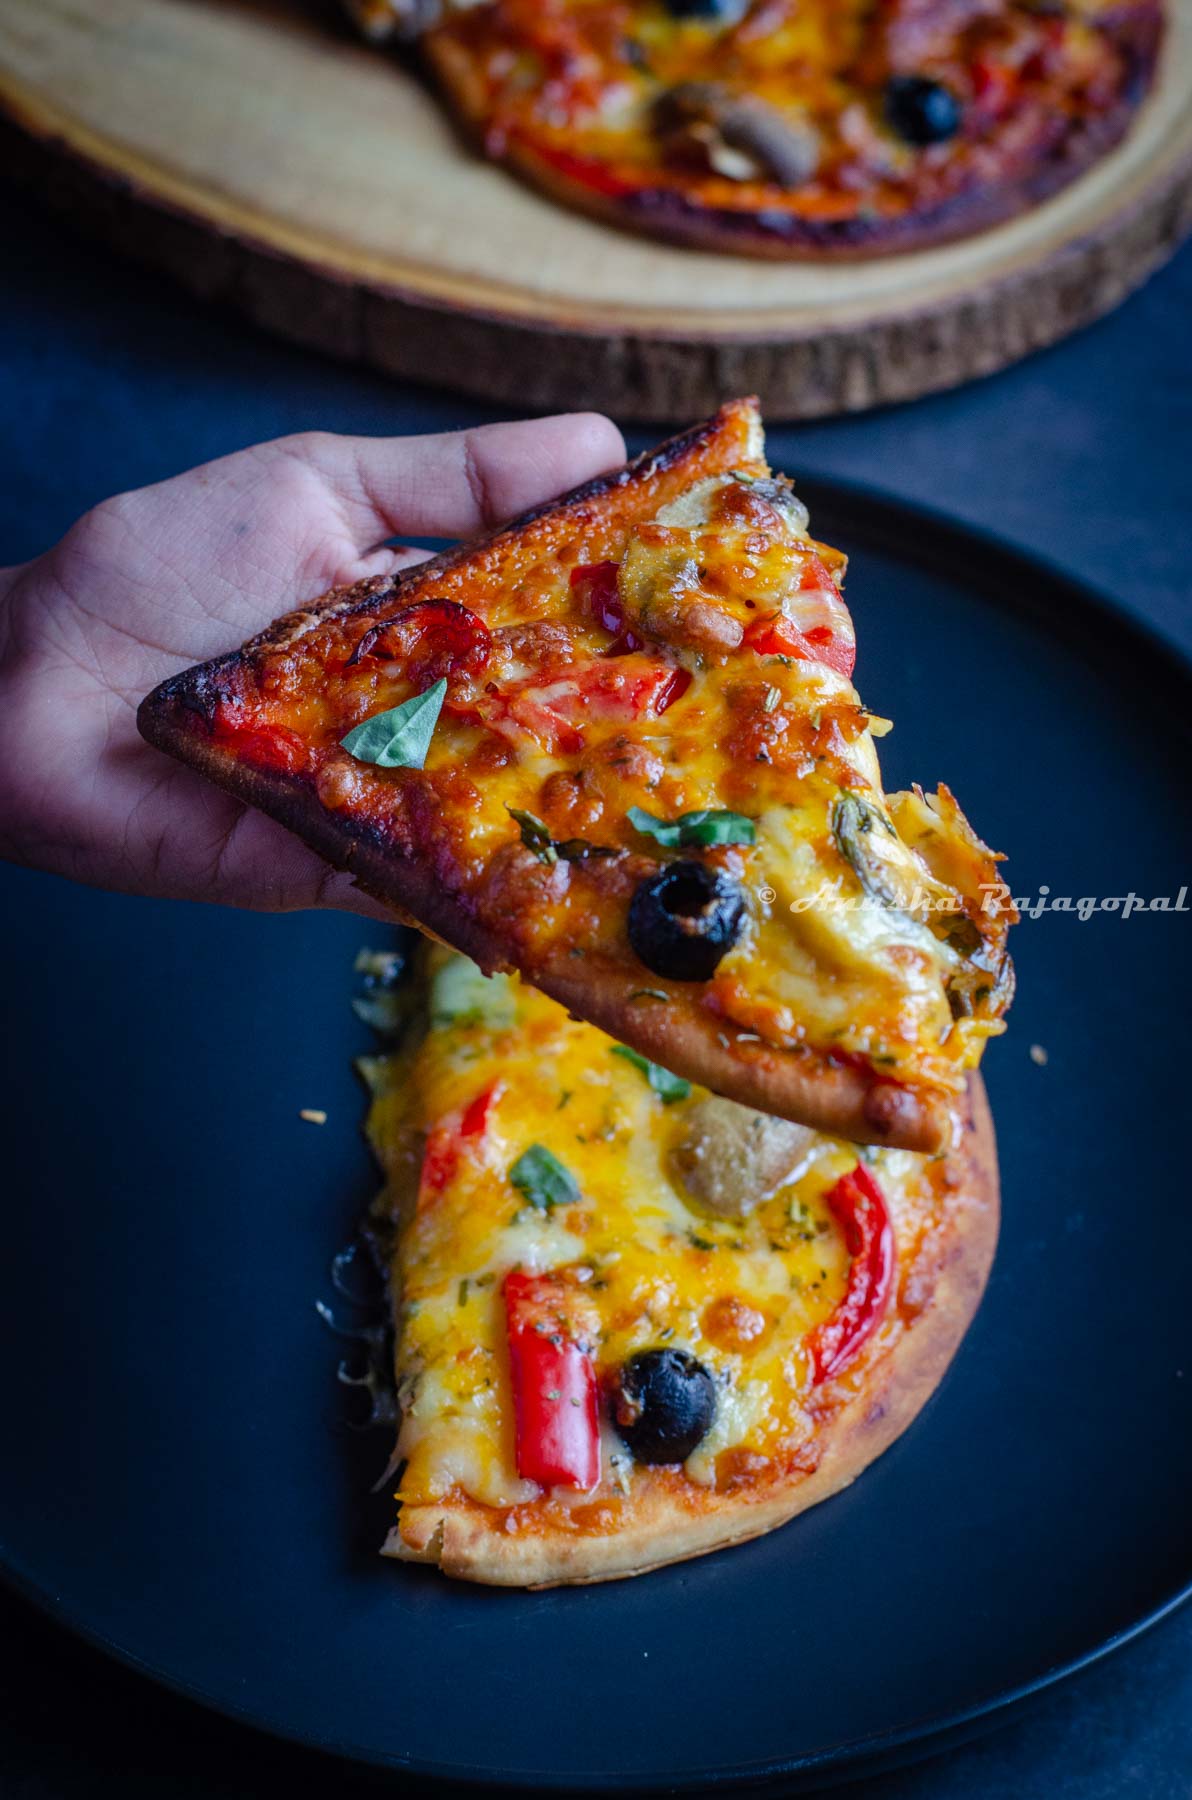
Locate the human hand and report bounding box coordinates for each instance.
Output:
[0,414,624,916]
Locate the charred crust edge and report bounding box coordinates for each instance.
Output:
[136,400,758,739]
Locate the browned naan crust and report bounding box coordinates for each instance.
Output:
[424,16,1162,261]
[383,1076,998,1586]
[138,402,954,1153]
[532,949,948,1152]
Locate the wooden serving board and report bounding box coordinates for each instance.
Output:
[3,0,1191,421]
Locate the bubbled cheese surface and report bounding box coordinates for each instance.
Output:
[229,432,1011,1107]
[366,953,941,1515]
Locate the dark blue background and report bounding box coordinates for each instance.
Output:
[1,187,1190,1796]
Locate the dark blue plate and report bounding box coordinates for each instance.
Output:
[3,485,1190,1792]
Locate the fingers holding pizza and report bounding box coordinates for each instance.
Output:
[0,412,624,915]
[139,399,1015,1154]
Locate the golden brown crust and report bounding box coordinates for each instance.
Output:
[136,401,763,710]
[382,1076,998,1586]
[529,952,950,1154]
[424,9,1164,262]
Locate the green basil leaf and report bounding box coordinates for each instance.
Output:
[509,1144,580,1212]
[610,1044,692,1103]
[340,678,447,769]
[553,839,617,862]
[679,810,756,847]
[626,805,682,847]
[628,806,755,849]
[508,810,615,865]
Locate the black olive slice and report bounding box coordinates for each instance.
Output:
[627,861,746,982]
[661,0,742,18]
[612,1348,717,1464]
[883,76,962,146]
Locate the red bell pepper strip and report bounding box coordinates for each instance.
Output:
[417,1081,501,1205]
[807,1164,895,1383]
[523,138,641,202]
[744,612,856,679]
[570,559,622,631]
[971,53,1018,119]
[743,554,856,678]
[458,1084,498,1138]
[570,560,644,654]
[345,600,492,682]
[504,1269,600,1491]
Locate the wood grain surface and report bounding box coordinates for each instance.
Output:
[1,0,1190,420]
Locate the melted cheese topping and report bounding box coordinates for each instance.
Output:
[366,951,945,1516]
[221,417,1012,1108]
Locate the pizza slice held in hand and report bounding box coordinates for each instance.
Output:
[139,400,1014,1152]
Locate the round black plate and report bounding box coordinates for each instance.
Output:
[3,485,1191,1792]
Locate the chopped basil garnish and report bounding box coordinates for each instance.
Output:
[555,839,616,861]
[627,805,755,849]
[509,1144,580,1212]
[340,678,447,769]
[508,807,557,864]
[609,1045,691,1104]
[506,807,614,864]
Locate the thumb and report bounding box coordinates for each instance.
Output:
[291,412,627,549]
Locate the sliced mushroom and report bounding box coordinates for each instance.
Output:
[655,472,810,537]
[652,83,820,187]
[671,1096,817,1220]
[616,530,745,660]
[719,100,822,187]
